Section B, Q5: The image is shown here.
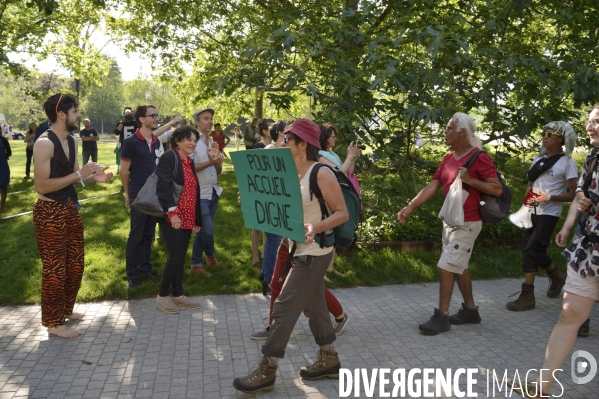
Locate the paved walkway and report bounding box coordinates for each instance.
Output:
[0,279,597,398]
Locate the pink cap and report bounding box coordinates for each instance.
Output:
[283,119,321,149]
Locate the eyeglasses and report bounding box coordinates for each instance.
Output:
[283,134,295,144]
[586,119,599,129]
[145,114,159,119]
[541,131,562,138]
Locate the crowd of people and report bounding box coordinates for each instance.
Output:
[397,110,599,398]
[8,90,596,397]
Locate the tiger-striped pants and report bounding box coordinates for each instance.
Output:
[33,199,84,328]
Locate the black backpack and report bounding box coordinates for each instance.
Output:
[309,163,362,248]
[462,150,512,223]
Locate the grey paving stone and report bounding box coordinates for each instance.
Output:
[0,281,596,398]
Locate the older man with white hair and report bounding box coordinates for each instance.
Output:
[398,112,503,335]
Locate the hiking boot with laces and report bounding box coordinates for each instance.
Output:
[250,326,270,340]
[546,268,566,298]
[419,308,450,335]
[449,303,481,325]
[299,346,341,380]
[233,355,277,393]
[578,319,590,337]
[506,283,535,312]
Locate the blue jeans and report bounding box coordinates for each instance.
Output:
[126,206,157,283]
[191,189,220,265]
[82,150,98,165]
[261,232,281,284]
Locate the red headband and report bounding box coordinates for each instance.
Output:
[55,94,63,117]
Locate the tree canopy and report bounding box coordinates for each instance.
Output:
[112,0,598,158]
[4,0,599,160]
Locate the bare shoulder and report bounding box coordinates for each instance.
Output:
[316,164,337,183]
[33,136,54,153]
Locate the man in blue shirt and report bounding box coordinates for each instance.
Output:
[120,105,183,288]
[120,105,163,288]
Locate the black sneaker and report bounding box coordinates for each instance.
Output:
[419,308,450,335]
[128,280,141,289]
[142,271,159,279]
[449,303,482,325]
[578,319,590,337]
[334,314,349,335]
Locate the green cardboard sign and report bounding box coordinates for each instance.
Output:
[231,148,305,242]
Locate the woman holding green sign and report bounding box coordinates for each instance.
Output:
[234,119,349,394]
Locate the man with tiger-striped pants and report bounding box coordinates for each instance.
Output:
[33,93,113,338]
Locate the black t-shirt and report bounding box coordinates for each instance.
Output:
[116,120,138,144]
[80,128,98,151]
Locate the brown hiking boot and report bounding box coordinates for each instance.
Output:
[506,283,535,311]
[547,268,566,298]
[299,347,341,380]
[233,356,277,393]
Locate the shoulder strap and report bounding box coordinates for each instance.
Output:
[171,150,179,181]
[527,153,565,183]
[462,149,482,169]
[309,163,333,248]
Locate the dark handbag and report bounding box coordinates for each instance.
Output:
[462,149,513,223]
[131,155,182,218]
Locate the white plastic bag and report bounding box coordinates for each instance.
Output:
[438,173,469,226]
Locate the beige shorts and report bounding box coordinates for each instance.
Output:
[564,266,599,301]
[438,221,482,274]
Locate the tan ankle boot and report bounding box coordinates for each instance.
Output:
[233,356,277,393]
[299,346,341,380]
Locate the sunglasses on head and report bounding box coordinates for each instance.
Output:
[276,120,284,132]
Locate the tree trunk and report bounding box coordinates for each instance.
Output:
[253,87,263,118]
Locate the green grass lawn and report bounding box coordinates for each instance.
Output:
[0,137,567,305]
